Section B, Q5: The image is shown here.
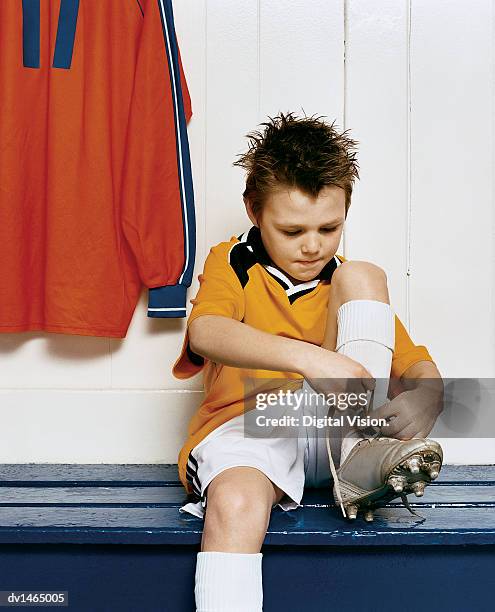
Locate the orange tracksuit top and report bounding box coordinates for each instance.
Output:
[0,0,195,337]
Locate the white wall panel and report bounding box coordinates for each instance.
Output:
[109,295,204,390]
[205,0,259,246]
[259,0,344,120]
[0,334,110,388]
[410,0,494,377]
[344,0,409,322]
[0,390,201,463]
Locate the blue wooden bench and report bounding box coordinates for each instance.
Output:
[0,464,493,611]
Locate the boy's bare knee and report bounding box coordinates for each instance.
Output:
[331,260,389,303]
[334,260,387,284]
[205,467,276,524]
[201,468,278,552]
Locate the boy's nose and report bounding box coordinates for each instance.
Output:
[301,238,320,255]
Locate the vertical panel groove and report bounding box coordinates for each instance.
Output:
[406,0,412,331]
[491,0,495,373]
[343,0,347,258]
[257,0,261,120]
[203,0,208,264]
[109,338,113,388]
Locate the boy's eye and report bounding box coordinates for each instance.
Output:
[281,227,339,236]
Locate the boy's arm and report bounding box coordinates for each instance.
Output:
[400,360,443,392]
[188,314,373,382]
[388,360,444,398]
[376,360,444,439]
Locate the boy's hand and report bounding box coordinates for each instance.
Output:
[301,347,375,397]
[372,385,444,439]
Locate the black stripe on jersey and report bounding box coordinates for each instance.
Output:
[186,342,204,366]
[265,272,289,291]
[229,241,258,288]
[318,255,339,281]
[288,287,319,304]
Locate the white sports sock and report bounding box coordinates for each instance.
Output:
[195,551,263,612]
[335,300,395,463]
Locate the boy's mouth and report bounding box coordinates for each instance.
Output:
[296,258,321,266]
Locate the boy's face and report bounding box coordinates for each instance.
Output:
[246,185,346,284]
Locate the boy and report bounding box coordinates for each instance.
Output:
[172,113,444,611]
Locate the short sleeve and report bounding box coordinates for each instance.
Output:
[172,243,245,378]
[391,315,434,379]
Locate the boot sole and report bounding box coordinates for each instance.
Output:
[335,446,443,516]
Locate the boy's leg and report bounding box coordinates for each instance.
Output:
[195,466,285,612]
[321,260,394,460]
[321,260,390,353]
[201,466,285,552]
[318,260,443,519]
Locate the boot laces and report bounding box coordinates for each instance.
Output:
[326,388,426,521]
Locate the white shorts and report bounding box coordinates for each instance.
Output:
[179,380,343,519]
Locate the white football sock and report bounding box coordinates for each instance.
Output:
[195,551,263,611]
[335,300,395,463]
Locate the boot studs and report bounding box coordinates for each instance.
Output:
[363,509,374,522]
[388,475,407,492]
[406,456,422,474]
[412,481,426,497]
[346,504,358,519]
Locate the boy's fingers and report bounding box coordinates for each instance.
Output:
[379,417,403,437]
[362,376,376,392]
[416,429,430,439]
[372,401,398,420]
[393,423,418,441]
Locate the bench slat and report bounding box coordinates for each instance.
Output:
[0,485,494,505]
[0,506,493,545]
[0,464,493,484]
[0,464,178,483]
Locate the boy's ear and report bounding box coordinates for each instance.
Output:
[244,196,259,227]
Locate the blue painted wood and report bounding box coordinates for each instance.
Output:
[0,545,493,612]
[0,463,179,484]
[0,484,494,505]
[0,505,494,545]
[0,465,493,546]
[262,547,495,612]
[0,544,197,612]
[0,464,493,611]
[0,463,493,483]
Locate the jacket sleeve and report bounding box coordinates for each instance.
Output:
[121,0,195,318]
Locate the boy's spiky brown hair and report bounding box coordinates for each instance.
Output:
[233,112,360,219]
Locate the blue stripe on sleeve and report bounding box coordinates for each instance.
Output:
[52,0,80,69]
[22,0,40,69]
[157,0,196,288]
